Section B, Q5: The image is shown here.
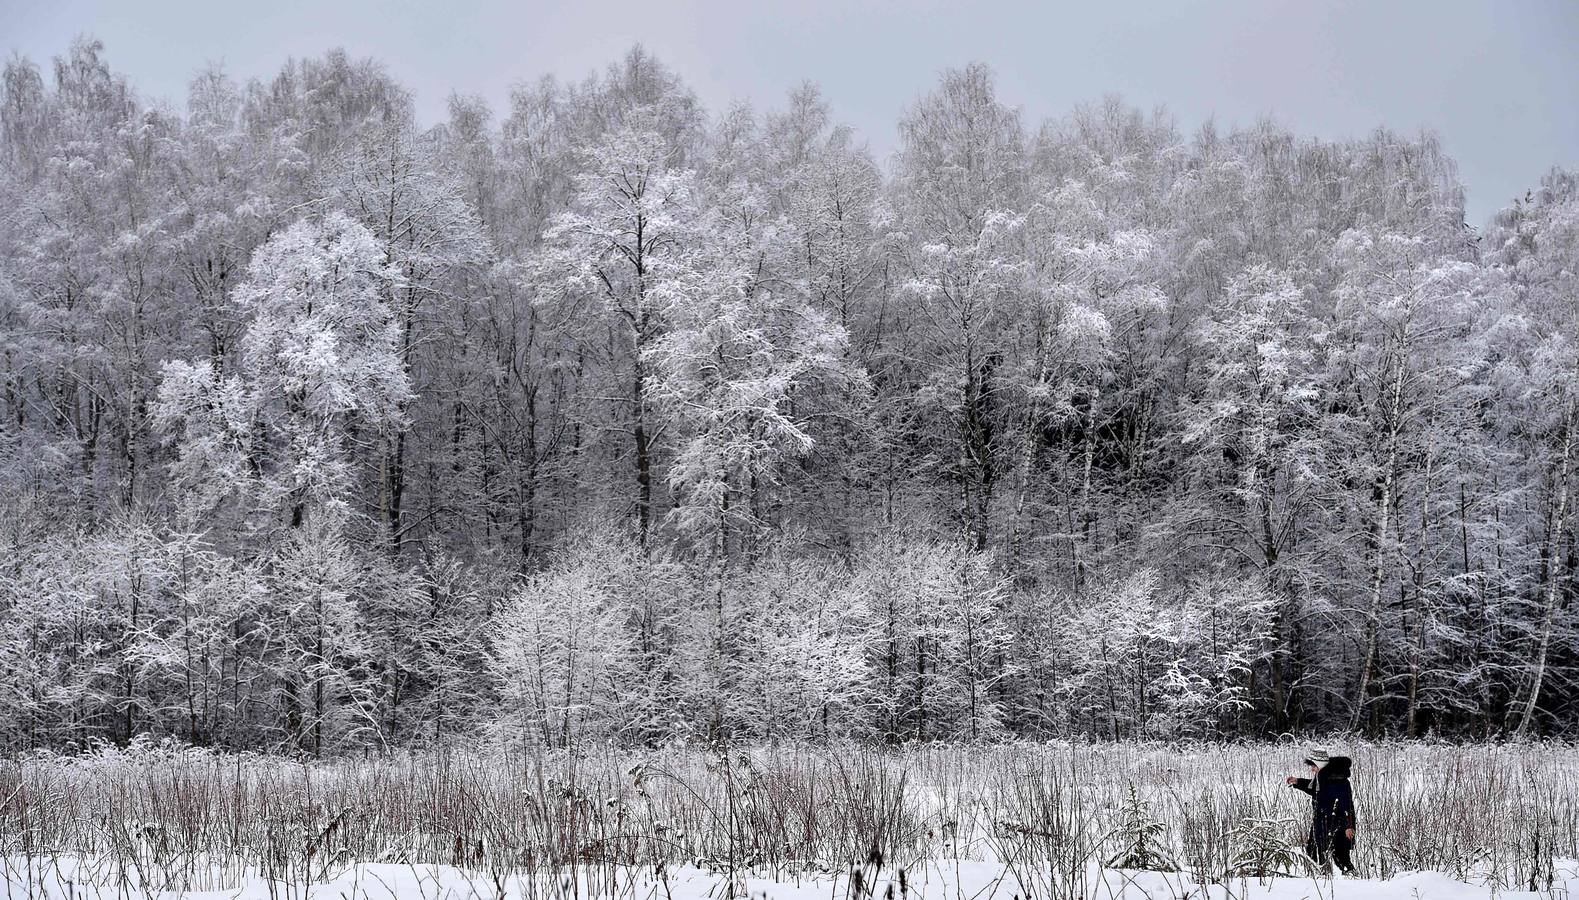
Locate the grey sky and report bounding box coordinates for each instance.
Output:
[4,0,1577,224]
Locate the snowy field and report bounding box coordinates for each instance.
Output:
[3,742,1577,899]
[7,856,1578,900]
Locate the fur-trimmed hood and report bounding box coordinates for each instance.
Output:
[1320,756,1352,780]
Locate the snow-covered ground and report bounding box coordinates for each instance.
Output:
[5,743,1575,899]
[4,857,1575,900]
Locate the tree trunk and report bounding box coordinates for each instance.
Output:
[633,356,652,545]
[1350,354,1406,733]
[1516,395,1575,737]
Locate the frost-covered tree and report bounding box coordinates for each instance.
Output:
[732,553,880,739]
[331,121,486,550]
[1485,171,1579,736]
[158,211,409,529]
[1178,266,1323,729]
[849,536,1014,741]
[1325,226,1480,733]
[492,530,642,747]
[530,120,701,544]
[265,521,379,754]
[892,64,1027,551]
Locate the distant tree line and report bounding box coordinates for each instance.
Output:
[2,40,1578,752]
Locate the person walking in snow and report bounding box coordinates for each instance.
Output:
[1285,748,1356,875]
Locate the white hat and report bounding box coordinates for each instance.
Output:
[1303,748,1330,768]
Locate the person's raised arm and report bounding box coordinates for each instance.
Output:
[1285,775,1316,795]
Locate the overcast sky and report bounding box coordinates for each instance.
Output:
[5,0,1577,224]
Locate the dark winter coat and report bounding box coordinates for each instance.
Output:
[1289,755,1356,846]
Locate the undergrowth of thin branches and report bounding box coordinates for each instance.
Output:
[0,740,1572,899]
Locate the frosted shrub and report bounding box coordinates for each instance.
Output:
[1104,784,1175,872]
[1224,808,1302,881]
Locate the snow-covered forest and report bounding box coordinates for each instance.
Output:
[3,38,1579,753]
